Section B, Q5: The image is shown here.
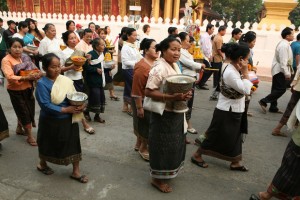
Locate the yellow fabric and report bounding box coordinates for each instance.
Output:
[51,75,83,123]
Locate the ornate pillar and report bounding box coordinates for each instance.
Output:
[172,0,180,21]
[152,0,160,22]
[119,0,127,17]
[198,2,204,25]
[258,0,297,31]
[163,0,173,19]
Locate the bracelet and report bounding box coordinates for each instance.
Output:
[137,106,143,110]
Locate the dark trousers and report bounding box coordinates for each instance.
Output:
[261,72,287,112]
[198,62,222,88]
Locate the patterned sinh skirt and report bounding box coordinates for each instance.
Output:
[122,69,133,104]
[86,87,105,114]
[0,104,9,142]
[267,139,300,199]
[131,99,150,140]
[149,111,186,179]
[37,116,81,165]
[198,108,243,162]
[7,88,35,126]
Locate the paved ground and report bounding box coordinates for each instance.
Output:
[0,78,292,200]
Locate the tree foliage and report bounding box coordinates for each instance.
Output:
[0,0,8,12]
[211,0,263,25]
[289,3,300,29]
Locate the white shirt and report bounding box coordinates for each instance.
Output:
[271,39,293,77]
[179,48,202,77]
[12,33,23,39]
[200,32,212,59]
[121,42,142,69]
[61,47,82,80]
[216,64,253,113]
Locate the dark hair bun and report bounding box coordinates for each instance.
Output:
[221,43,238,57]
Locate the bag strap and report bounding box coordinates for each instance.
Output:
[221,64,229,85]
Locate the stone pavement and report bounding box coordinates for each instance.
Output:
[0,79,292,200]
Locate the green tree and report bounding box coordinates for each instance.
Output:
[0,0,9,12]
[211,0,263,25]
[289,3,300,30]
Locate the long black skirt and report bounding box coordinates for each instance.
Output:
[7,88,35,126]
[37,116,82,165]
[0,104,9,142]
[86,87,105,114]
[149,111,186,179]
[198,108,243,162]
[267,139,300,199]
[131,99,150,140]
[113,62,125,86]
[123,69,133,105]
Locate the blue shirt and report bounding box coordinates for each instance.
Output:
[35,76,71,119]
[291,41,300,70]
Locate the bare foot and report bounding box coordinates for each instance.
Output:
[258,191,272,200]
[151,179,172,193]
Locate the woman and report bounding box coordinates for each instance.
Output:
[38,23,62,62]
[66,20,80,41]
[250,129,300,199]
[1,38,42,146]
[178,32,205,135]
[99,28,106,40]
[35,53,88,183]
[83,38,106,123]
[121,28,142,115]
[88,22,99,40]
[145,37,192,193]
[12,21,38,56]
[60,31,95,134]
[140,24,151,43]
[104,26,112,45]
[25,18,45,46]
[113,27,127,87]
[191,43,253,170]
[131,38,159,161]
[0,103,9,154]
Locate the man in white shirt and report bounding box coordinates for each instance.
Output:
[259,27,294,113]
[196,24,215,90]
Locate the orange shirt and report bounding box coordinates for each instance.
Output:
[1,54,32,90]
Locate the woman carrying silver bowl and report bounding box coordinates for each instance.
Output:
[35,53,88,183]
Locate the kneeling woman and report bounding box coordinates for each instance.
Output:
[191,43,253,170]
[35,53,88,183]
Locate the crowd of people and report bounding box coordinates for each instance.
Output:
[0,17,299,199]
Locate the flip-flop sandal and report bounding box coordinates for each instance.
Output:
[272,132,287,137]
[138,151,149,161]
[151,181,172,193]
[37,166,54,175]
[70,175,88,183]
[249,194,260,200]
[127,111,133,117]
[230,165,249,172]
[84,127,95,134]
[191,157,208,168]
[187,128,198,134]
[94,117,105,123]
[27,138,38,146]
[258,101,267,114]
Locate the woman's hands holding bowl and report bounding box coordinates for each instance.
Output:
[172,90,193,101]
[62,104,86,114]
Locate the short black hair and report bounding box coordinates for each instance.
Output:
[62,31,76,46]
[88,22,95,28]
[178,32,189,42]
[66,20,75,30]
[8,37,24,49]
[42,23,55,32]
[7,20,16,26]
[143,24,150,33]
[0,18,3,23]
[206,24,214,32]
[91,37,105,49]
[281,27,293,39]
[168,27,177,35]
[218,25,227,32]
[297,33,300,41]
[231,28,242,37]
[42,53,60,70]
[155,37,181,57]
[83,28,93,36]
[17,21,28,31]
[122,28,136,41]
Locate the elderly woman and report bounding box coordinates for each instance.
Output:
[178,32,205,135]
[131,38,159,160]
[60,30,95,134]
[83,38,106,123]
[191,43,253,170]
[145,37,192,193]
[38,23,62,62]
[1,38,42,146]
[35,53,87,183]
[121,28,142,115]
